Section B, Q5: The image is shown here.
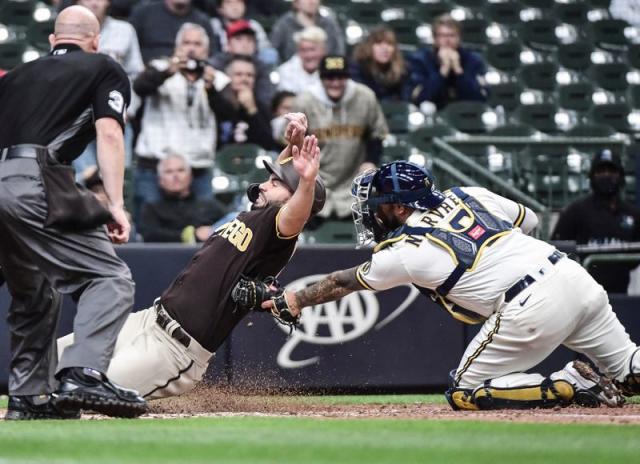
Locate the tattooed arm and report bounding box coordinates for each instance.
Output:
[261,266,365,316]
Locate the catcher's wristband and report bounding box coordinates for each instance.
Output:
[271,291,291,316]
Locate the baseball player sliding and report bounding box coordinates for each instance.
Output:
[58,113,326,399]
[261,160,640,410]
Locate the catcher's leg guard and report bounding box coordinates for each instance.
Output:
[617,348,640,396]
[445,388,479,411]
[473,377,574,410]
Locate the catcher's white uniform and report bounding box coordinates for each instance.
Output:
[356,186,639,408]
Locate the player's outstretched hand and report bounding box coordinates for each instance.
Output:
[291,135,320,183]
[283,112,308,147]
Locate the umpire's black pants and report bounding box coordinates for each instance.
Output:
[0,158,134,396]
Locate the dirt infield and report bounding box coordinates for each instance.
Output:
[144,385,640,425]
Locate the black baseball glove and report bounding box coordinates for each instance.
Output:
[231,276,300,331]
[231,275,279,312]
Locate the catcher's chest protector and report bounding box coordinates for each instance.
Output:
[401,187,513,323]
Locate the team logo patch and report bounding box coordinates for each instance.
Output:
[108,90,124,114]
[467,225,486,240]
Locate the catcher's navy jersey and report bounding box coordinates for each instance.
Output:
[161,205,297,352]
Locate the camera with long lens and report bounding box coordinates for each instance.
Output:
[184,57,208,75]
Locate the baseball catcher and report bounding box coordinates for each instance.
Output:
[262,160,640,410]
[58,113,325,399]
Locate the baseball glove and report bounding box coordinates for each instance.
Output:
[231,275,279,312]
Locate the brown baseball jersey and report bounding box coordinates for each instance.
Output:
[160,205,298,352]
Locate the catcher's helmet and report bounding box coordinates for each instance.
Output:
[351,161,445,246]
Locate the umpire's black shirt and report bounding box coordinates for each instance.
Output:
[0,43,130,162]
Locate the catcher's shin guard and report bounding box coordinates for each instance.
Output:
[445,388,479,411]
[472,378,575,410]
[617,348,640,396]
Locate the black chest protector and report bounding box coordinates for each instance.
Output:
[395,187,513,324]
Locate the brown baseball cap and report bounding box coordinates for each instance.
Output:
[263,157,326,215]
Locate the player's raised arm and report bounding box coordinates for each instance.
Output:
[276,134,321,238]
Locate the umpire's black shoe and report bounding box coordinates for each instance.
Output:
[54,367,148,418]
[5,394,81,420]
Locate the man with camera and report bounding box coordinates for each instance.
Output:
[133,22,235,214]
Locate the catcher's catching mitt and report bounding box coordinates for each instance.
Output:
[231,275,278,312]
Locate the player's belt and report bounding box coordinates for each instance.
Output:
[0,144,48,162]
[504,250,565,303]
[155,303,192,348]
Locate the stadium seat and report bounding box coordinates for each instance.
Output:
[385,19,425,49]
[590,19,630,50]
[558,82,595,112]
[554,1,590,25]
[484,1,522,26]
[589,62,630,92]
[629,84,640,108]
[306,220,356,244]
[409,124,456,152]
[381,143,413,165]
[520,19,560,51]
[627,44,640,69]
[440,101,495,134]
[486,41,522,72]
[215,143,264,184]
[521,0,554,8]
[515,103,562,133]
[0,41,25,69]
[380,101,413,134]
[566,122,616,137]
[490,123,537,155]
[557,42,594,71]
[459,18,489,49]
[410,1,454,23]
[26,18,54,51]
[341,2,384,27]
[588,102,633,132]
[519,62,559,92]
[488,82,524,112]
[0,0,36,27]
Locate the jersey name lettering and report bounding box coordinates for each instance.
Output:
[418,192,458,227]
[218,219,253,252]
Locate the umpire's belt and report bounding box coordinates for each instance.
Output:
[0,144,49,162]
[154,301,191,348]
[504,250,565,303]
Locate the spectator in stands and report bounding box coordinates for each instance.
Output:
[129,0,216,63]
[270,90,296,142]
[276,26,326,95]
[210,0,277,64]
[72,0,144,180]
[270,0,344,62]
[133,23,235,214]
[407,14,487,110]
[350,26,409,102]
[610,0,640,28]
[211,20,276,109]
[217,55,280,150]
[139,154,226,243]
[294,55,388,219]
[552,149,640,293]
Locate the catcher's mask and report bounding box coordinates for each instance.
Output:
[246,156,326,215]
[351,161,445,247]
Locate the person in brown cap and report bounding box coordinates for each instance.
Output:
[58,113,326,400]
[294,54,388,220]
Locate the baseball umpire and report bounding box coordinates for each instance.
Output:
[0,6,146,419]
[262,160,640,410]
[58,114,326,399]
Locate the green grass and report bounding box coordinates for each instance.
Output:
[0,417,638,464]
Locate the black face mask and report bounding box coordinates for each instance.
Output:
[592,175,621,198]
